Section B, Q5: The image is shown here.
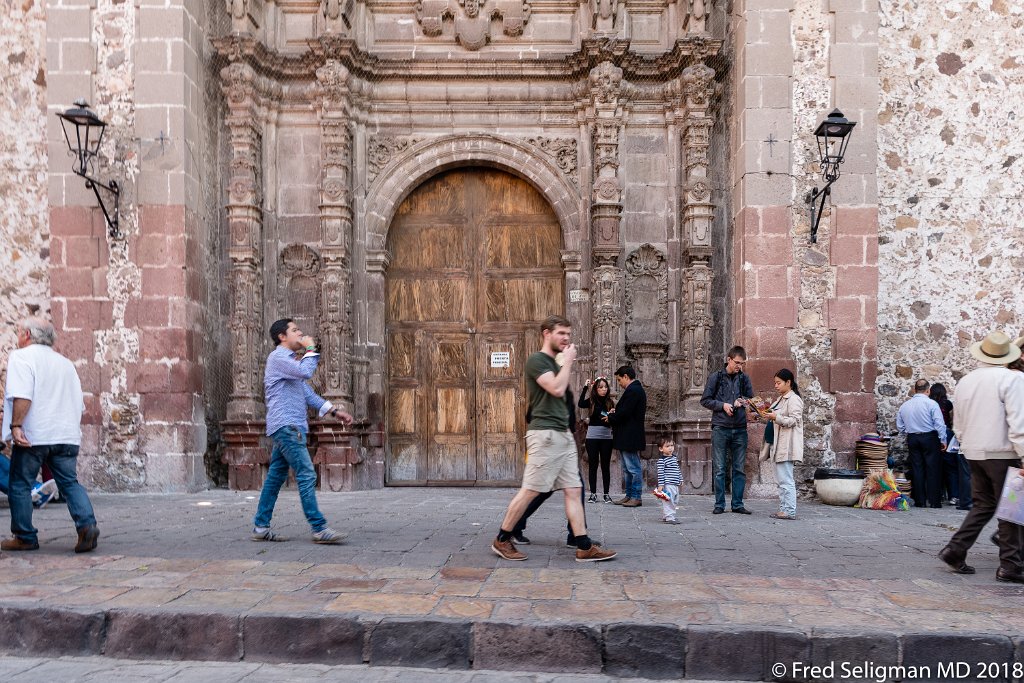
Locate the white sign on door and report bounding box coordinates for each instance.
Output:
[490,352,511,368]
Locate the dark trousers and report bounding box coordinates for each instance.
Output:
[955,453,973,509]
[945,458,1023,572]
[513,473,587,543]
[942,451,959,501]
[907,431,943,507]
[585,439,613,494]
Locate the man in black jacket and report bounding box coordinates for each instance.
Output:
[701,346,755,515]
[608,365,648,507]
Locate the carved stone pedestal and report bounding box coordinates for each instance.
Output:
[659,417,714,494]
[310,421,361,492]
[221,420,268,491]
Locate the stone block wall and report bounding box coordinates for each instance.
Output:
[876,1,1024,437]
[40,0,223,491]
[729,0,880,493]
[0,1,49,368]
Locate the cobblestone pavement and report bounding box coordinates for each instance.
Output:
[0,488,1020,634]
[0,655,733,682]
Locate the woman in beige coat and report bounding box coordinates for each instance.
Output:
[760,369,804,519]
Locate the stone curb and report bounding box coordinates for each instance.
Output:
[1,605,1022,681]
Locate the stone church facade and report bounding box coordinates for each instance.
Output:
[1,1,1021,493]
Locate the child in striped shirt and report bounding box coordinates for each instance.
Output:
[654,437,683,524]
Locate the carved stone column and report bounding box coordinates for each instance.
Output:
[587,61,626,380]
[680,63,717,409]
[222,62,265,421]
[315,59,354,412]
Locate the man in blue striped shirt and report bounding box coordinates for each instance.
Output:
[896,378,947,508]
[252,318,353,544]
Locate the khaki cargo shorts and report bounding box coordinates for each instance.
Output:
[521,429,581,493]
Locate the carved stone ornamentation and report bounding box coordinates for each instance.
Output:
[527,137,578,186]
[682,260,714,397]
[624,245,669,345]
[591,264,622,381]
[681,63,716,260]
[415,0,532,51]
[682,0,712,35]
[367,135,422,184]
[280,244,322,277]
[588,61,626,267]
[591,0,619,35]
[315,58,355,410]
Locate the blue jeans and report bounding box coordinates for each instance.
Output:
[712,426,748,510]
[9,444,97,544]
[775,461,796,516]
[0,453,9,495]
[253,426,327,533]
[620,451,643,500]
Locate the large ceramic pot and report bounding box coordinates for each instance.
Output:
[814,468,866,506]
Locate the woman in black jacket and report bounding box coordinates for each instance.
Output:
[579,377,615,502]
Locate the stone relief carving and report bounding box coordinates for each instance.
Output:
[624,244,669,344]
[527,137,578,186]
[592,0,619,33]
[415,0,532,51]
[367,135,423,184]
[683,0,712,35]
[280,244,322,277]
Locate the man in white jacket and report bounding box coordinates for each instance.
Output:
[938,332,1024,583]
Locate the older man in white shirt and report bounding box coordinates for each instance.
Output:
[896,378,947,508]
[938,332,1024,584]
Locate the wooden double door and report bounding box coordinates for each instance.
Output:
[386,168,564,485]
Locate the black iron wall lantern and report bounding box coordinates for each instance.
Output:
[56,99,121,239]
[805,108,856,243]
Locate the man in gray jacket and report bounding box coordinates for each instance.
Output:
[938,331,1024,583]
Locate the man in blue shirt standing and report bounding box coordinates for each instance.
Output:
[252,318,353,543]
[896,378,948,508]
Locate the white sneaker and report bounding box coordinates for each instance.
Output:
[312,527,347,545]
[32,480,59,509]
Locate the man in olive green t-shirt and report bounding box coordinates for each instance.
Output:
[492,315,617,563]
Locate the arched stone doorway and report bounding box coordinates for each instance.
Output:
[385,167,564,486]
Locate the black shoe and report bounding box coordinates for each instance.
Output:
[991,533,999,546]
[996,568,1024,584]
[712,508,725,515]
[956,505,972,511]
[731,508,752,515]
[512,532,531,545]
[938,547,975,575]
[587,493,597,503]
[566,536,576,548]
[603,494,613,503]
[929,504,942,509]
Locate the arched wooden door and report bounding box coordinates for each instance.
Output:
[386,168,564,486]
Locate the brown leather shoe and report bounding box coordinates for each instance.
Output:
[996,568,1024,584]
[491,538,527,561]
[938,546,975,575]
[612,496,630,505]
[575,544,618,562]
[74,525,100,554]
[1,537,39,551]
[621,498,642,507]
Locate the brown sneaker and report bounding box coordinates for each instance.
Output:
[491,538,527,561]
[1,537,39,551]
[575,545,617,562]
[621,498,642,508]
[74,525,100,554]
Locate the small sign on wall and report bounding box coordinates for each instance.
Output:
[569,289,589,302]
[490,352,511,368]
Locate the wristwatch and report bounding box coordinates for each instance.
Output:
[329,408,338,418]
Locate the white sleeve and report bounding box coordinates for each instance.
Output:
[1002,373,1024,457]
[5,353,34,400]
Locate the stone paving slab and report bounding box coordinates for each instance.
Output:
[0,489,1022,679]
[0,655,735,682]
